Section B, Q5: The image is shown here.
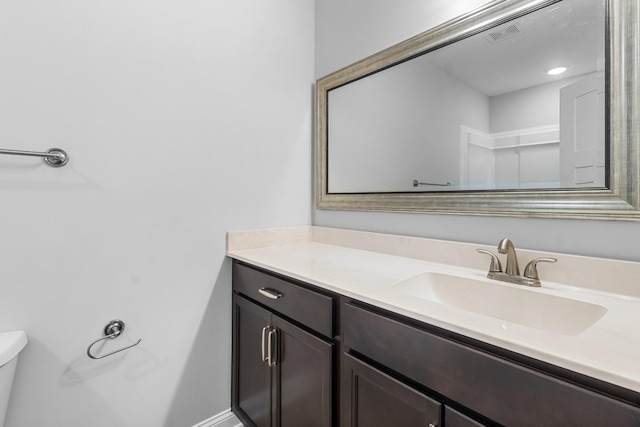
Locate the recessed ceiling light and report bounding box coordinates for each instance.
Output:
[547,66,568,75]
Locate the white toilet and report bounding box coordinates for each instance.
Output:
[0,331,27,427]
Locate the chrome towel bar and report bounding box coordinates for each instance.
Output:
[87,319,142,360]
[0,147,69,167]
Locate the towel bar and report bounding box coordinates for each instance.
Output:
[0,148,69,167]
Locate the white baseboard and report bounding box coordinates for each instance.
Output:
[192,409,243,427]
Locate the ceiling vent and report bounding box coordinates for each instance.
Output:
[484,24,521,43]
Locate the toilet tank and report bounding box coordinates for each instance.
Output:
[0,331,28,427]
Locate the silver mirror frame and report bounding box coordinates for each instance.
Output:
[315,0,640,221]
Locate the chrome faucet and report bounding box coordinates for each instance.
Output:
[497,238,520,276]
[477,238,557,287]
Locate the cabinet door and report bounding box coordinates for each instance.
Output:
[232,295,273,427]
[272,315,333,427]
[444,406,485,427]
[342,353,441,427]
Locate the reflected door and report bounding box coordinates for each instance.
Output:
[559,74,606,187]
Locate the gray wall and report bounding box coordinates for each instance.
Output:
[314,0,640,261]
[328,56,489,192]
[490,75,581,133]
[0,1,313,426]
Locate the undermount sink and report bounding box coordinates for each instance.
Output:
[391,272,607,335]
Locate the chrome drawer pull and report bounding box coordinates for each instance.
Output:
[258,287,282,300]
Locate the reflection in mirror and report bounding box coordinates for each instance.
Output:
[316,0,640,220]
[327,0,605,193]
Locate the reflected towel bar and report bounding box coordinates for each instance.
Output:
[0,148,69,167]
[413,179,451,187]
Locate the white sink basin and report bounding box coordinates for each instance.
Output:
[391,272,607,335]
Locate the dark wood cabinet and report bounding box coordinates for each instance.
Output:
[444,407,485,427]
[342,350,491,427]
[232,263,335,427]
[342,353,441,427]
[233,261,334,338]
[231,261,640,427]
[271,314,333,427]
[343,301,640,427]
[233,295,272,427]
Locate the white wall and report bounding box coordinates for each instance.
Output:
[314,0,640,261]
[0,1,313,426]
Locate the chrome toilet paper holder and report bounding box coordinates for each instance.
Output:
[86,319,142,360]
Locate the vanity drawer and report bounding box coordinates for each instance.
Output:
[232,262,334,338]
[343,302,640,427]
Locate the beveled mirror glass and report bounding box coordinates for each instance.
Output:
[315,0,640,220]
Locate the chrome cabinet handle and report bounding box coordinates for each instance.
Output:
[267,329,277,367]
[258,287,282,300]
[261,326,269,362]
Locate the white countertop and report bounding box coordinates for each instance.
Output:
[227,226,640,394]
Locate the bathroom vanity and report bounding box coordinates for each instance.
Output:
[232,262,334,427]
[228,227,640,427]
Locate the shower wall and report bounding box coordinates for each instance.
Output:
[0,1,313,426]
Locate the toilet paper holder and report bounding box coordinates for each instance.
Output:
[87,319,142,360]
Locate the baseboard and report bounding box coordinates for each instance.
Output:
[192,409,243,427]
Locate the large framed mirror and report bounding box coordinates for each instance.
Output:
[315,0,640,220]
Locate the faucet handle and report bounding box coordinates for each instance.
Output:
[523,257,557,280]
[476,249,503,273]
